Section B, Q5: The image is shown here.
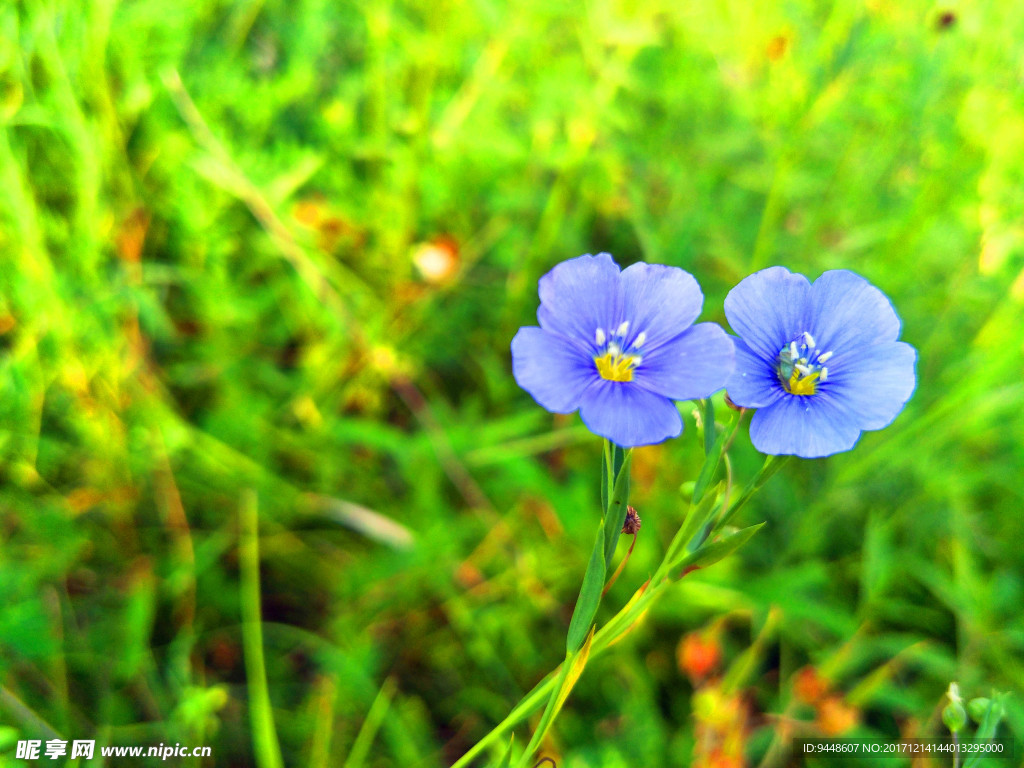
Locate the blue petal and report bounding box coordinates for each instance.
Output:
[819,341,916,430]
[636,323,735,400]
[724,267,811,359]
[749,394,862,458]
[537,253,621,345]
[807,270,902,352]
[578,381,682,448]
[726,336,785,409]
[618,263,704,349]
[511,327,595,413]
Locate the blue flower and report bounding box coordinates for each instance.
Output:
[725,266,916,458]
[511,253,735,448]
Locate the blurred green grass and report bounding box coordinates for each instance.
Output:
[0,0,1022,765]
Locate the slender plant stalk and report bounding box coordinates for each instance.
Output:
[0,686,62,742]
[453,410,780,768]
[343,678,396,768]
[308,675,338,768]
[714,455,790,533]
[239,491,285,768]
[514,654,574,766]
[602,532,638,598]
[451,578,670,767]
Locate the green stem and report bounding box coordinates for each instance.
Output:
[517,442,631,762]
[0,686,62,742]
[701,398,716,456]
[343,678,395,768]
[239,491,285,768]
[452,443,783,767]
[601,445,632,570]
[449,671,561,768]
[690,409,744,504]
[450,579,668,767]
[514,654,573,767]
[714,455,790,534]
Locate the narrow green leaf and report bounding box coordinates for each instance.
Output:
[494,735,514,768]
[662,482,723,569]
[714,455,790,532]
[555,626,595,712]
[684,483,724,551]
[602,449,632,569]
[755,454,788,488]
[673,522,766,572]
[567,521,608,653]
[342,678,396,768]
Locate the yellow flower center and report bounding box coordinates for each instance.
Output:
[776,333,832,397]
[784,368,819,396]
[594,348,640,382]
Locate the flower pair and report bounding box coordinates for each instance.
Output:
[511,254,916,458]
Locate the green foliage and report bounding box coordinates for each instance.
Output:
[600,443,631,570]
[677,522,767,572]
[0,0,1022,766]
[565,525,607,655]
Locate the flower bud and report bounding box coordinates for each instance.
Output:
[967,697,991,724]
[943,684,967,733]
[942,700,967,733]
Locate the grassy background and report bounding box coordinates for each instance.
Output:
[1,0,1023,765]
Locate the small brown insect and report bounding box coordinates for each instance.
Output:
[936,10,957,30]
[621,505,642,535]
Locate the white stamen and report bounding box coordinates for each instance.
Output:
[803,332,816,348]
[608,343,621,356]
[595,328,606,346]
[795,364,813,376]
[820,367,828,382]
[616,320,630,336]
[634,331,646,348]
[817,350,833,363]
[789,341,798,358]
[632,355,642,366]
